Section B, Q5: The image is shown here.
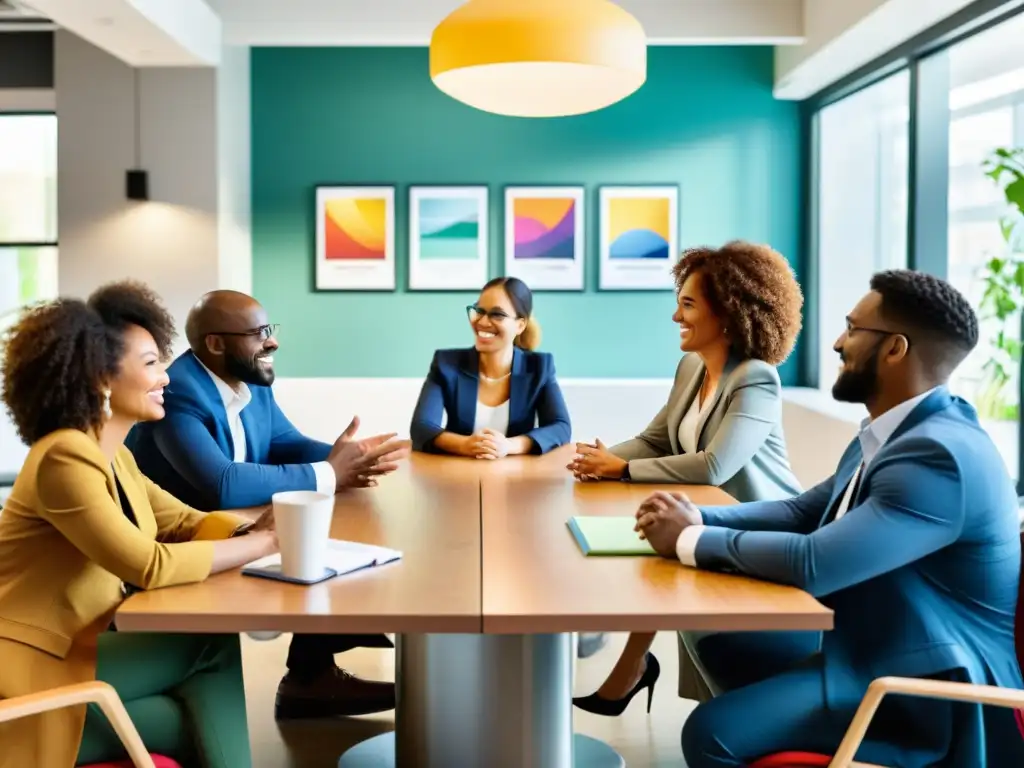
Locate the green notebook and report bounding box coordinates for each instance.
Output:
[567,516,656,556]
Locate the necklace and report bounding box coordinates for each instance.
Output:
[480,371,511,383]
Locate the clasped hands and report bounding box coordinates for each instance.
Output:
[566,439,628,481]
[326,416,412,490]
[462,428,513,460]
[634,491,702,558]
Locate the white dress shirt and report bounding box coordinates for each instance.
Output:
[474,399,510,436]
[675,388,939,566]
[678,391,710,455]
[195,359,336,495]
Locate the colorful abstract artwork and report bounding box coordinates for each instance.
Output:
[315,186,395,291]
[599,186,679,290]
[504,187,585,291]
[512,197,577,259]
[607,197,671,260]
[409,186,489,290]
[323,198,388,260]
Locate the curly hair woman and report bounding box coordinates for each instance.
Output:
[569,241,815,717]
[0,282,275,768]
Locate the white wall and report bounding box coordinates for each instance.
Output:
[270,379,860,491]
[774,0,977,99]
[55,30,220,349]
[216,43,252,295]
[0,33,252,480]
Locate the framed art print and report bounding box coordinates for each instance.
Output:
[504,186,584,291]
[598,185,680,290]
[315,185,396,291]
[408,186,489,290]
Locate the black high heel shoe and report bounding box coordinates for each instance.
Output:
[572,652,660,717]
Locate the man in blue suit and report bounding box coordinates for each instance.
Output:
[637,270,1024,767]
[127,290,410,720]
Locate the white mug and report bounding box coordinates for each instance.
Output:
[271,490,334,581]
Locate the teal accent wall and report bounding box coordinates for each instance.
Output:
[251,46,803,380]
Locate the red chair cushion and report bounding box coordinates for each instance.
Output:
[82,756,181,768]
[749,753,832,768]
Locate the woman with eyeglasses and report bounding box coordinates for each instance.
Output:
[410,276,571,458]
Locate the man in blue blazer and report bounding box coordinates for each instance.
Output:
[637,270,1024,767]
[127,290,410,720]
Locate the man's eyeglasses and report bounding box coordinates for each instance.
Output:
[845,319,911,347]
[210,324,279,341]
[467,305,515,323]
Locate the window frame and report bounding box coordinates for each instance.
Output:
[803,0,1024,489]
[0,108,58,249]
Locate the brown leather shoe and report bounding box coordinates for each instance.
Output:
[274,667,396,719]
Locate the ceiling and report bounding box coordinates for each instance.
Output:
[209,0,805,46]
[2,0,990,100]
[0,0,53,29]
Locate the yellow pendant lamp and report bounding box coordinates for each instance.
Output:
[429,0,647,118]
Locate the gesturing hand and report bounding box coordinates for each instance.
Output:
[327,416,412,490]
[567,439,628,480]
[634,491,702,558]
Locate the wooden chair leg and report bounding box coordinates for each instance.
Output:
[0,680,155,768]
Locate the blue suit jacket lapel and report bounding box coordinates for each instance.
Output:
[814,389,954,529]
[455,349,479,434]
[508,347,528,429]
[819,442,864,529]
[179,352,243,460]
[238,403,258,462]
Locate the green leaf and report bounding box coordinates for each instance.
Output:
[1005,177,1024,215]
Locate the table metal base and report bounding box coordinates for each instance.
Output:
[337,633,625,768]
[339,732,624,768]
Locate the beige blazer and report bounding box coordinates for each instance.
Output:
[0,429,246,767]
[611,354,801,503]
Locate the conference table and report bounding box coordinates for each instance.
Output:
[117,447,833,767]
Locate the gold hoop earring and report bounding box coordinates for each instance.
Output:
[102,389,112,420]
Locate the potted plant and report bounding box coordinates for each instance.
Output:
[976,147,1024,420]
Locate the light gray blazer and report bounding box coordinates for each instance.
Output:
[610,354,801,503]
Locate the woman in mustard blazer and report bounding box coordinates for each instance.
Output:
[0,283,277,768]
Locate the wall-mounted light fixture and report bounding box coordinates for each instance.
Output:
[126,68,149,200]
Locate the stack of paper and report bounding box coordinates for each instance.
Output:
[245,539,403,576]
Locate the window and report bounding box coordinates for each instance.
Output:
[816,71,910,390]
[0,113,57,328]
[0,112,57,481]
[944,14,1024,478]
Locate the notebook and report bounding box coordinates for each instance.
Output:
[242,539,403,584]
[567,516,656,556]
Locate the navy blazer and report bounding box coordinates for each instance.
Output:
[410,347,571,455]
[695,388,1024,766]
[125,351,331,511]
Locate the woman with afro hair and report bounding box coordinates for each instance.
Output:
[569,241,812,716]
[0,281,272,767]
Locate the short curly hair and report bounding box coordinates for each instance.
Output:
[870,269,978,373]
[1,281,176,445]
[673,240,803,365]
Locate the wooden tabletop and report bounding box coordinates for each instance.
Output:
[116,461,482,634]
[117,448,832,636]
[480,473,834,634]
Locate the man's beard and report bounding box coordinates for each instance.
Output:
[832,342,881,404]
[226,352,274,386]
